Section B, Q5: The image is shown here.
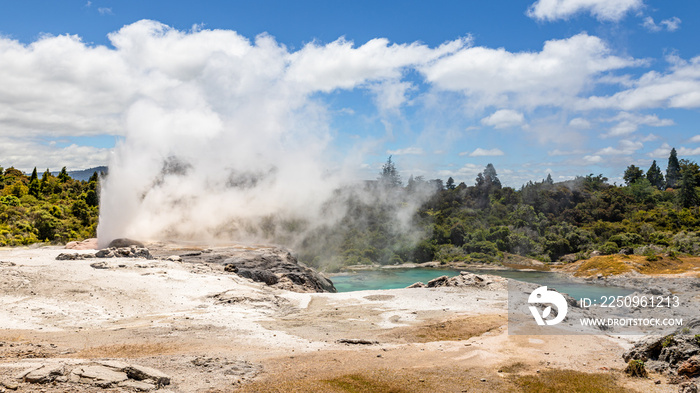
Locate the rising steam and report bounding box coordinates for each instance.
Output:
[97,21,460,250]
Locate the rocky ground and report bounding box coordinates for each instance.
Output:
[0,242,687,392]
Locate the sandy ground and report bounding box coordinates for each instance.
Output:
[0,246,676,392]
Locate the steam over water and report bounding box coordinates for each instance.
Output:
[97,20,457,248]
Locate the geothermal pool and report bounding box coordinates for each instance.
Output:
[331,268,633,299]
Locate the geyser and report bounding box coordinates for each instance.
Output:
[97,20,461,249]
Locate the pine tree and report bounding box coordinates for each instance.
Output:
[58,166,70,183]
[623,165,644,186]
[483,163,502,189]
[545,173,554,185]
[646,160,665,190]
[679,160,700,208]
[666,148,681,189]
[378,156,401,188]
[29,167,38,182]
[446,177,456,190]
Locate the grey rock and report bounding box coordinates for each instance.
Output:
[72,365,128,386]
[90,261,110,269]
[56,253,95,261]
[119,380,156,391]
[237,269,279,285]
[107,238,145,248]
[23,364,65,383]
[425,272,506,290]
[407,282,427,288]
[222,248,335,293]
[679,382,699,393]
[95,249,114,258]
[125,365,171,386]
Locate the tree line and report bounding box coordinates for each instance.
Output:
[0,166,100,246]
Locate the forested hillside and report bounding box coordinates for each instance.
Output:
[0,166,100,246]
[3,148,699,272]
[299,148,700,270]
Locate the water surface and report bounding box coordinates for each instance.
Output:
[331,267,632,299]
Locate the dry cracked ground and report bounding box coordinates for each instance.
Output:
[0,245,678,392]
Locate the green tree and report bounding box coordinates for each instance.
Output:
[623,165,644,186]
[483,163,502,189]
[29,167,38,182]
[545,173,554,185]
[646,160,665,190]
[58,166,70,183]
[28,178,40,198]
[378,156,401,188]
[666,148,681,189]
[446,177,456,190]
[679,160,700,208]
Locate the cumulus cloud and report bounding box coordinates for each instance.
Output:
[462,148,505,157]
[527,0,643,22]
[648,142,672,158]
[595,139,643,155]
[679,147,700,156]
[642,16,682,32]
[689,135,700,143]
[580,55,700,110]
[568,117,591,129]
[422,33,638,110]
[0,137,109,172]
[480,109,525,129]
[548,148,587,156]
[387,147,424,155]
[604,112,674,137]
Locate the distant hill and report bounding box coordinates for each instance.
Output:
[50,166,108,182]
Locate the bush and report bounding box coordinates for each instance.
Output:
[599,242,619,255]
[624,360,647,378]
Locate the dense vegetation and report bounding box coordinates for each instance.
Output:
[4,147,700,272]
[300,148,700,270]
[0,166,99,246]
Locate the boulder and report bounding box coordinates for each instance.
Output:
[23,364,65,383]
[124,365,170,386]
[65,238,98,250]
[407,282,427,288]
[107,238,145,248]
[72,365,128,386]
[237,269,279,285]
[56,252,95,260]
[678,355,700,378]
[425,272,506,290]
[223,248,336,293]
[679,382,699,393]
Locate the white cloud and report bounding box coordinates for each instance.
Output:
[583,155,603,163]
[643,16,682,32]
[98,7,113,15]
[569,117,591,129]
[648,143,672,158]
[460,148,505,157]
[679,147,700,156]
[527,0,643,22]
[548,148,587,156]
[604,112,674,137]
[580,55,700,110]
[370,80,414,114]
[422,33,638,110]
[480,109,525,129]
[387,147,424,155]
[595,139,643,155]
[0,137,109,172]
[690,135,700,143]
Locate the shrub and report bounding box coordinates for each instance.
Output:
[625,360,648,378]
[600,242,619,255]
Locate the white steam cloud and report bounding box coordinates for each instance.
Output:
[97,20,462,246]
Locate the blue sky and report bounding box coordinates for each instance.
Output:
[1,0,700,186]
